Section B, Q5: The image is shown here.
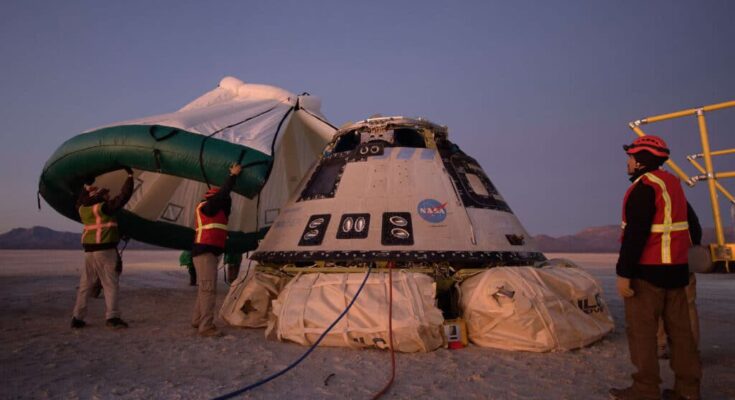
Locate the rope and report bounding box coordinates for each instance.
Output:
[153,149,162,172]
[148,125,180,142]
[298,105,338,130]
[221,254,248,287]
[242,253,253,281]
[257,106,294,195]
[198,105,278,188]
[115,236,130,275]
[372,261,396,400]
[212,264,374,400]
[118,236,130,255]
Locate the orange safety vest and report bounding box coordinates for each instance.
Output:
[621,169,691,265]
[79,203,119,244]
[194,202,228,248]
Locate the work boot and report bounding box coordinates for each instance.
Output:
[199,327,223,338]
[609,386,658,400]
[105,317,129,329]
[71,317,86,329]
[662,389,699,400]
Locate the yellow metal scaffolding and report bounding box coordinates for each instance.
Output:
[628,100,735,272]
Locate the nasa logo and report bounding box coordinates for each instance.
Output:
[417,199,448,223]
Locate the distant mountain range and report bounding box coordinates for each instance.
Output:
[0,225,732,252]
[0,226,161,250]
[533,225,733,253]
[533,226,622,253]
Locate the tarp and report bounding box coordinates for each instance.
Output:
[459,263,614,352]
[220,271,288,328]
[266,272,445,352]
[39,77,336,251]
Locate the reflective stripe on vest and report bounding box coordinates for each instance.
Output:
[80,203,119,244]
[194,202,228,247]
[621,220,689,233]
[621,170,690,264]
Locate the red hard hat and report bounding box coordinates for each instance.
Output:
[623,135,670,158]
[204,187,219,198]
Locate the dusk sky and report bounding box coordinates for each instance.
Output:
[1,1,734,236]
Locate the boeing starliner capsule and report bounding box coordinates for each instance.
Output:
[226,116,613,353]
[251,116,546,268]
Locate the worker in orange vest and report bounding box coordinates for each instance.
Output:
[190,163,242,337]
[71,167,135,330]
[610,136,701,400]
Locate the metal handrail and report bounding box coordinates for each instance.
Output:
[628,100,735,270]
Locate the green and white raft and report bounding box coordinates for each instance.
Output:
[39,77,336,251]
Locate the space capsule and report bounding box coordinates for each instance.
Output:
[251,116,546,269]
[226,116,614,353]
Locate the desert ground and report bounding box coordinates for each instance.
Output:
[1,250,733,399]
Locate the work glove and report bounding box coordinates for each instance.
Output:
[229,163,243,176]
[616,277,635,298]
[123,166,133,175]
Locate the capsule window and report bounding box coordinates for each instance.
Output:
[333,132,360,153]
[393,128,426,148]
[465,173,490,197]
[443,153,510,212]
[299,157,346,200]
[457,159,499,199]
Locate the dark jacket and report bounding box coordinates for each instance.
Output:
[616,167,701,288]
[191,173,237,257]
[76,176,135,252]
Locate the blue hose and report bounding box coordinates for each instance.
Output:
[212,265,374,400]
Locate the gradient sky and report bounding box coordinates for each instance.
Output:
[1,0,734,236]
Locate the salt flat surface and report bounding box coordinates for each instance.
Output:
[1,250,733,399]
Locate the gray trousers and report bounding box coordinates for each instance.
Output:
[191,253,219,333]
[73,248,121,320]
